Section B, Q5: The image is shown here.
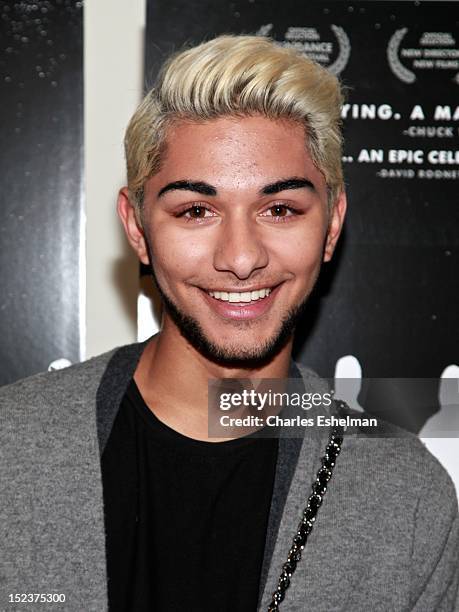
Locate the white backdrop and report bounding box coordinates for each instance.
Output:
[84,0,147,360]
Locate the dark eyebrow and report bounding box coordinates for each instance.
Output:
[157,177,314,199]
[261,177,314,195]
[157,180,217,198]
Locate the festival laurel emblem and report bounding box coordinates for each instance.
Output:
[387,28,459,84]
[255,23,350,76]
[328,25,351,75]
[387,28,416,84]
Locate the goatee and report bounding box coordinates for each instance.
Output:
[152,273,311,369]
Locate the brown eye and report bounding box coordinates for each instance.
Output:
[178,204,216,221]
[189,206,206,218]
[260,203,299,222]
[270,205,288,217]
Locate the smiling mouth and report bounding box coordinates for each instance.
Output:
[207,288,272,303]
[199,283,282,321]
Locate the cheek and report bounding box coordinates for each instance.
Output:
[148,223,213,283]
[269,223,327,277]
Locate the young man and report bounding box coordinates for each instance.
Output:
[1,36,458,612]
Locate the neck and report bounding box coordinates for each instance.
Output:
[134,318,293,441]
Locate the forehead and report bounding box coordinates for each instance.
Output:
[154,115,322,188]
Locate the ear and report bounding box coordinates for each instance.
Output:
[117,187,150,265]
[323,190,347,262]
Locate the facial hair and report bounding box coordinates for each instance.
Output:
[141,222,324,367]
[149,266,314,369]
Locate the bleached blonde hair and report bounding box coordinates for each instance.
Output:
[125,35,345,214]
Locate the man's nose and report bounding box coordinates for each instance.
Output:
[213,216,269,280]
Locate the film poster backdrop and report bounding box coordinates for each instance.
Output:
[0,0,83,385]
[0,1,457,438]
[144,0,459,435]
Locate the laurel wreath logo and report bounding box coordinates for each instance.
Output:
[255,23,350,76]
[387,28,416,84]
[328,25,351,75]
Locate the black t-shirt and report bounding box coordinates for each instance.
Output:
[101,379,279,612]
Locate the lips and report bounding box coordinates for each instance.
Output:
[200,284,281,320]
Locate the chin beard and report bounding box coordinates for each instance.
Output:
[152,274,311,369]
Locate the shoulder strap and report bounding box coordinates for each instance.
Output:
[258,360,328,605]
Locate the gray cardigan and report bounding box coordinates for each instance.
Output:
[1,342,458,611]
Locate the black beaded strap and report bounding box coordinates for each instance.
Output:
[267,421,345,611]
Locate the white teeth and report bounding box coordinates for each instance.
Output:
[208,288,272,302]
